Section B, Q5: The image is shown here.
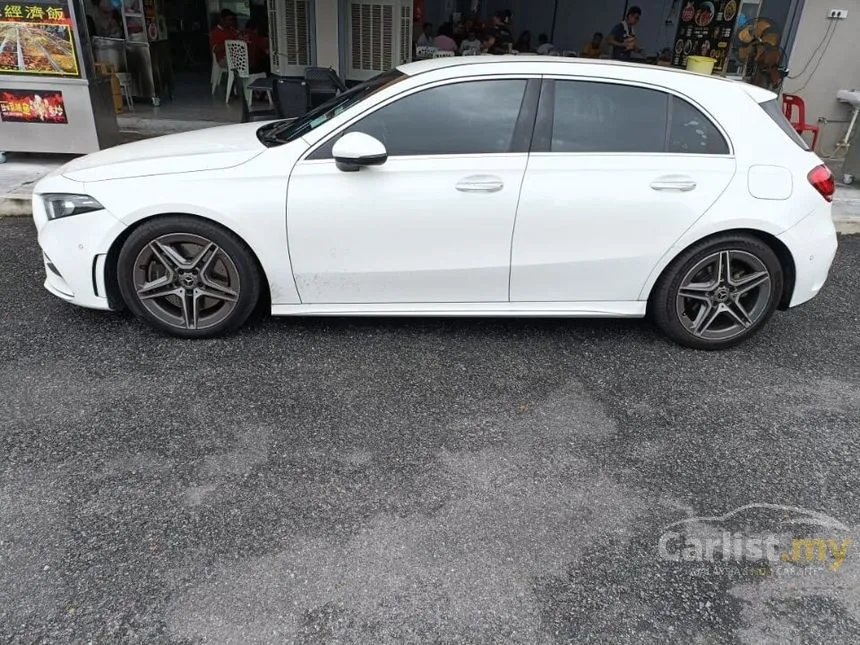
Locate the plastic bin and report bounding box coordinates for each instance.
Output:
[686,56,716,75]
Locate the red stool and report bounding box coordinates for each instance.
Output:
[782,93,820,150]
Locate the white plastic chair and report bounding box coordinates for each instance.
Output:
[432,50,455,58]
[224,39,267,105]
[210,49,227,95]
[115,72,134,111]
[462,48,480,56]
[415,46,437,59]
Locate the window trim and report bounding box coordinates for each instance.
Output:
[300,74,543,163]
[532,75,734,157]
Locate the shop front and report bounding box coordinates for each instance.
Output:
[275,0,415,83]
[1,0,811,158]
[0,0,120,155]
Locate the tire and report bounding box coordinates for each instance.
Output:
[650,234,783,350]
[117,216,262,338]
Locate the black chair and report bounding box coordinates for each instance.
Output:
[272,78,309,119]
[326,68,348,93]
[236,77,278,123]
[304,66,341,109]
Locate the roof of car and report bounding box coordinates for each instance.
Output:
[397,55,775,103]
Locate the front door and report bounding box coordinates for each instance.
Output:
[287,78,538,304]
[510,79,737,303]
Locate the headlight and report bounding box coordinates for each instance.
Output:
[42,193,103,220]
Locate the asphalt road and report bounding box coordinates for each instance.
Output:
[1,217,859,644]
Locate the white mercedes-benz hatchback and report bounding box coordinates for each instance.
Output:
[33,57,837,349]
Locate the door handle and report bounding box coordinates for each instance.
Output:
[456,175,504,193]
[650,176,697,192]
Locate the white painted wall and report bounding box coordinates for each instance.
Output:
[783,0,860,155]
[315,0,341,70]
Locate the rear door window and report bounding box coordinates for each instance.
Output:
[551,81,668,153]
[547,80,730,155]
[668,96,730,154]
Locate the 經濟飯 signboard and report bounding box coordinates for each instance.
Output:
[671,0,741,73]
[0,0,80,77]
[0,87,67,122]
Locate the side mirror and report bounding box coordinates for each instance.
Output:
[332,132,388,172]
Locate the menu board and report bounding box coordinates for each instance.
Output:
[121,0,146,42]
[0,88,67,123]
[671,0,741,73]
[0,0,80,77]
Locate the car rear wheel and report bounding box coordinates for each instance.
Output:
[650,234,783,350]
[117,216,261,338]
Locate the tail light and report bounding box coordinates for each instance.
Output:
[808,164,835,202]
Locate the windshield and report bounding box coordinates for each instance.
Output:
[257,69,407,146]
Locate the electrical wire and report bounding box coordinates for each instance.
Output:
[787,19,835,80]
[789,21,843,158]
[790,20,838,93]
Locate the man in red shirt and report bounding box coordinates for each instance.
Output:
[209,9,238,67]
[241,19,270,74]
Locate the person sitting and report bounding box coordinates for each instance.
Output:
[434,24,457,52]
[459,29,482,53]
[580,32,603,58]
[210,9,238,67]
[485,11,512,54]
[241,18,270,74]
[416,22,434,48]
[453,18,466,45]
[536,33,555,55]
[514,30,532,54]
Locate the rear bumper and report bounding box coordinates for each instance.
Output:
[33,194,126,310]
[777,203,838,308]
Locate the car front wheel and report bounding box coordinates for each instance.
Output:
[651,234,783,350]
[117,216,261,338]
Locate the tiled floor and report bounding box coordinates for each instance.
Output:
[124,69,243,124]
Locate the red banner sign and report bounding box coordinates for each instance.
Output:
[0,88,67,123]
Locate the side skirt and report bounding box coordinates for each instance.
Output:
[271,301,647,318]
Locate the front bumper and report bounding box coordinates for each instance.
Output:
[33,193,127,310]
[777,203,838,308]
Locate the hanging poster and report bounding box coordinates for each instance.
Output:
[0,88,67,123]
[671,0,741,73]
[0,0,80,77]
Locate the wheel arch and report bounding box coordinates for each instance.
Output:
[104,212,271,311]
[645,228,797,312]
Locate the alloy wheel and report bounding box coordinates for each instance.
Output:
[675,250,772,342]
[131,233,241,331]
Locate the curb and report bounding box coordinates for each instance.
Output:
[0,197,31,217]
[834,217,860,235]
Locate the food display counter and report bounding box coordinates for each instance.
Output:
[0,0,120,158]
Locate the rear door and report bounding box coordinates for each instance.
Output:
[510,78,736,303]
